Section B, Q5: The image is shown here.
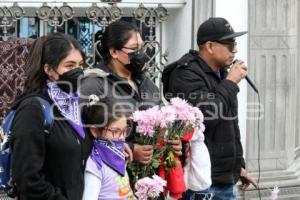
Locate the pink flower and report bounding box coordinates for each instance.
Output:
[152,174,166,191]
[271,186,279,200]
[189,106,205,130]
[160,105,176,128]
[133,106,161,137]
[170,97,189,108]
[134,175,166,200]
[169,97,205,130]
[170,97,192,121]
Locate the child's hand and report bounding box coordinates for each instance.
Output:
[124,143,133,164]
[167,139,182,156]
[133,144,153,164]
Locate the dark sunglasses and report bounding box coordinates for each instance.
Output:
[214,40,237,52]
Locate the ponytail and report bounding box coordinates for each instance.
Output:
[23,36,47,95]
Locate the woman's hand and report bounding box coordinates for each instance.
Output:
[167,139,182,156]
[132,144,153,164]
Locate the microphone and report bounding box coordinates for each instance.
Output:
[232,60,258,93]
[245,75,258,93]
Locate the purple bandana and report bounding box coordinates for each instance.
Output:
[216,70,221,79]
[47,80,85,138]
[91,139,126,176]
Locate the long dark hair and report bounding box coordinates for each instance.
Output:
[97,20,139,64]
[23,32,84,95]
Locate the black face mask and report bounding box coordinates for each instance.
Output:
[124,48,150,78]
[56,68,83,93]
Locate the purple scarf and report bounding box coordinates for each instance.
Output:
[46,80,85,138]
[91,139,126,176]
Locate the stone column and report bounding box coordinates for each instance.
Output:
[191,0,214,49]
[296,0,300,163]
[246,0,300,199]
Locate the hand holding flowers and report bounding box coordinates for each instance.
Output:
[129,98,205,199]
[127,106,165,185]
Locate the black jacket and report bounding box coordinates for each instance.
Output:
[162,50,245,185]
[11,94,93,200]
[79,65,161,143]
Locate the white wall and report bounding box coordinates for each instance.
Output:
[215,0,248,150]
[162,1,193,62]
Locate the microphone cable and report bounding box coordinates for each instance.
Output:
[245,73,261,199]
[232,60,262,199]
[255,91,262,200]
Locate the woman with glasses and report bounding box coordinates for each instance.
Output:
[82,96,134,200]
[79,20,182,169]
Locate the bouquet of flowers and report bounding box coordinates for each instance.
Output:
[158,97,205,199]
[127,106,166,184]
[135,175,166,200]
[128,98,205,199]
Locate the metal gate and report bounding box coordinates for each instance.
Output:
[0,2,169,199]
[0,1,169,122]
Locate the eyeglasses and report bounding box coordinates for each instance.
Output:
[213,40,237,52]
[103,125,132,139]
[122,46,139,52]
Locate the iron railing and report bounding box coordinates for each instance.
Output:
[0,2,169,124]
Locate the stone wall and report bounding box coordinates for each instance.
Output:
[245,0,300,199]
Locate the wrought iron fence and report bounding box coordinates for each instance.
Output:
[0,2,169,123]
[0,4,169,198]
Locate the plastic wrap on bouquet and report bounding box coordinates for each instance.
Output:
[180,128,194,142]
[166,156,186,199]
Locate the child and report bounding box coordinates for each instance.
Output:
[82,95,134,200]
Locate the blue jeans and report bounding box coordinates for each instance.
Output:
[182,184,236,200]
[182,188,213,200]
[209,184,237,200]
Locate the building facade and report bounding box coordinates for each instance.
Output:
[1,0,299,199]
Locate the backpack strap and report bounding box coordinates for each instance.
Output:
[1,112,15,136]
[34,97,53,135]
[1,96,53,139]
[162,53,214,102]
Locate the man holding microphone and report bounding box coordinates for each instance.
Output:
[162,17,257,199]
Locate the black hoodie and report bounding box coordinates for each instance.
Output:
[10,92,93,200]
